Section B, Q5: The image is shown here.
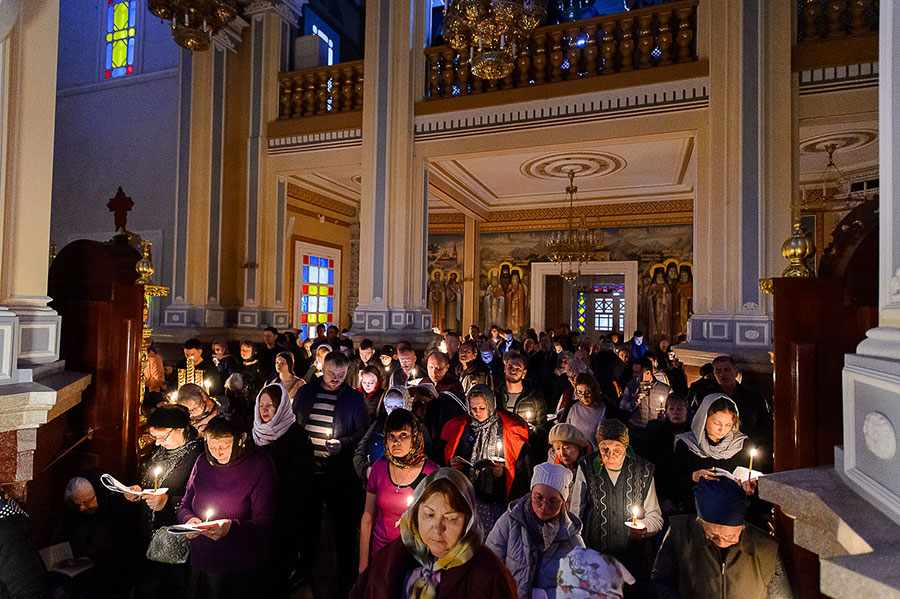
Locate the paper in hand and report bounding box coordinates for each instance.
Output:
[167,520,229,535]
[713,466,763,484]
[100,473,167,496]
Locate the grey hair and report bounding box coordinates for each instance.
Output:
[565,358,590,376]
[225,372,244,392]
[64,477,93,504]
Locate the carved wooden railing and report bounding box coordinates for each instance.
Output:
[796,0,878,44]
[423,0,698,101]
[277,59,364,120]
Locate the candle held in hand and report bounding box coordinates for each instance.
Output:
[205,509,213,523]
[153,466,162,491]
[204,379,211,394]
[496,440,503,457]
[631,506,639,526]
[749,448,757,472]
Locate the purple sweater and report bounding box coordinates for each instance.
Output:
[177,451,277,573]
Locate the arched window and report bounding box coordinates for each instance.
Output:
[105,0,136,78]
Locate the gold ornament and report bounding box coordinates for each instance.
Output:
[781,220,814,277]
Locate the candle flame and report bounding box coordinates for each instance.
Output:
[205,509,213,522]
[496,440,503,452]
[154,466,162,477]
[406,495,413,507]
[750,448,758,458]
[632,506,639,519]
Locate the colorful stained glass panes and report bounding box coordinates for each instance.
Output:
[577,293,587,333]
[299,252,336,341]
[105,1,135,79]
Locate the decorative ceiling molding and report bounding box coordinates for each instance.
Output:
[798,62,878,96]
[520,151,627,181]
[799,130,878,154]
[286,182,357,217]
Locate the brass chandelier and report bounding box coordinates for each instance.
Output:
[546,169,597,284]
[148,0,237,52]
[444,0,547,80]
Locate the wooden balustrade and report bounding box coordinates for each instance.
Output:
[277,59,364,120]
[796,0,878,44]
[423,0,697,101]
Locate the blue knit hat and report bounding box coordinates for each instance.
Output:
[694,478,750,526]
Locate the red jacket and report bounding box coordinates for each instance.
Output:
[441,411,528,498]
[351,537,516,599]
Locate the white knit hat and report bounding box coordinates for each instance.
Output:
[531,462,574,501]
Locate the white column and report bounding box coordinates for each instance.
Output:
[0,0,61,379]
[353,0,430,333]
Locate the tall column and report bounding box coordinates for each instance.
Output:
[839,0,900,523]
[353,0,431,335]
[679,0,793,373]
[461,217,481,332]
[237,2,301,330]
[0,0,61,381]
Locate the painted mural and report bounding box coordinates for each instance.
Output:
[427,224,693,339]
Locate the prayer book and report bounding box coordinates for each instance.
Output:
[39,542,93,577]
[100,473,167,496]
[713,466,764,484]
[166,519,229,535]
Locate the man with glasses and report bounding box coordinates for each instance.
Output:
[651,478,793,599]
[571,419,663,595]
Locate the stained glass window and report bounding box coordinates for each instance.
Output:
[105,0,136,79]
[299,253,336,341]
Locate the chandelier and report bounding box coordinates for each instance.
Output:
[546,169,597,284]
[148,0,237,51]
[444,0,547,80]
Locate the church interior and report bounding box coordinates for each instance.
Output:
[1,0,899,597]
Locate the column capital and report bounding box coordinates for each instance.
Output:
[244,0,307,24]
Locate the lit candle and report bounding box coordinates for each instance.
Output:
[439,341,447,353]
[326,428,333,439]
[748,448,757,472]
[525,411,533,421]
[205,509,213,523]
[406,495,414,507]
[153,466,162,491]
[496,440,503,457]
[203,379,211,395]
[631,506,639,526]
[167,392,176,403]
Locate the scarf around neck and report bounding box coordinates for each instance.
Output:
[252,383,296,446]
[385,409,427,469]
[675,393,747,459]
[524,493,562,552]
[400,468,483,599]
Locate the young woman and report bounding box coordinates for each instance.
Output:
[673,393,754,512]
[357,364,385,421]
[486,463,585,599]
[178,416,277,598]
[267,351,304,401]
[351,468,517,599]
[560,373,607,450]
[353,386,411,482]
[358,409,438,572]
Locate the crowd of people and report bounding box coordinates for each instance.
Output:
[6,322,793,599]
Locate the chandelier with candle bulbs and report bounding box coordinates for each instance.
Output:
[546,169,597,284]
[443,0,547,80]
[148,0,237,52]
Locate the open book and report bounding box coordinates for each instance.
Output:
[100,473,167,496]
[167,519,229,535]
[406,380,438,399]
[713,466,764,484]
[39,542,93,577]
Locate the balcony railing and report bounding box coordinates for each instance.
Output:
[796,0,878,44]
[423,0,698,101]
[277,60,364,120]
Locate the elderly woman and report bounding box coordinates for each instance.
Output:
[351,468,517,599]
[547,423,591,499]
[560,373,607,450]
[674,393,755,511]
[571,419,662,594]
[252,383,312,596]
[441,384,531,532]
[486,463,584,599]
[178,416,277,598]
[358,408,439,572]
[126,404,204,599]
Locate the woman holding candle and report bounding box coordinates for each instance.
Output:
[266,351,305,402]
[486,463,585,599]
[358,408,439,573]
[441,384,530,533]
[673,393,756,513]
[351,468,517,599]
[178,416,277,598]
[126,404,204,599]
[251,383,313,596]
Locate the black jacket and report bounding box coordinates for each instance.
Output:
[0,505,49,599]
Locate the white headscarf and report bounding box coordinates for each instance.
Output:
[252,383,296,446]
[675,393,746,459]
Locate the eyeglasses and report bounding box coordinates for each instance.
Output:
[598,445,625,458]
[150,429,174,443]
[574,388,592,397]
[532,493,562,509]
